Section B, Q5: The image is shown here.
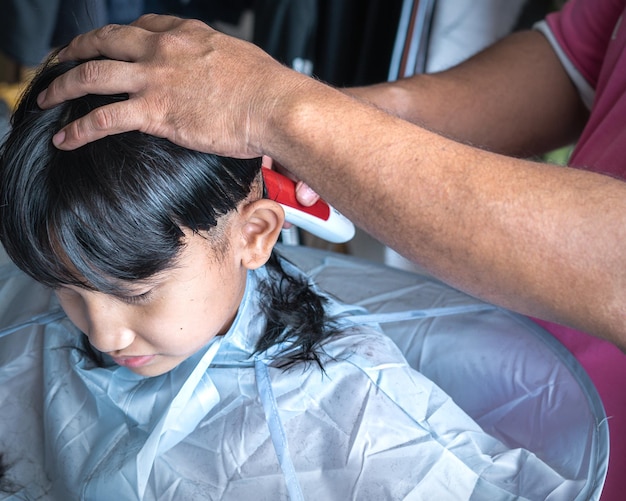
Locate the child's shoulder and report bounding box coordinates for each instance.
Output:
[269,323,432,405]
[321,323,407,369]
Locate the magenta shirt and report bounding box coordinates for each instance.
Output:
[546,0,626,177]
[536,2,626,499]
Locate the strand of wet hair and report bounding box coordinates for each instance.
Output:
[256,252,341,370]
[0,454,20,494]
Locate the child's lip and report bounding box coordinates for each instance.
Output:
[111,355,156,368]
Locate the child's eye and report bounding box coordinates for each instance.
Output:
[119,290,154,306]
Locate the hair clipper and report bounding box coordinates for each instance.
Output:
[262,167,355,244]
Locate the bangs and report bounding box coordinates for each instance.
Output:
[7,135,186,293]
[0,58,260,294]
[46,203,183,294]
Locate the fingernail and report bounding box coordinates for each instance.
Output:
[296,183,318,205]
[52,130,66,147]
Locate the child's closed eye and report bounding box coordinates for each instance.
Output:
[118,290,154,306]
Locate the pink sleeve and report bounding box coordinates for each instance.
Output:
[545,0,625,88]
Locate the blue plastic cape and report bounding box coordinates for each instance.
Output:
[0,246,608,500]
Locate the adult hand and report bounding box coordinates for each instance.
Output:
[37,14,310,158]
[262,155,320,207]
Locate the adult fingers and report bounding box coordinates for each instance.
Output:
[38,59,147,108]
[261,155,274,169]
[130,13,187,32]
[57,23,150,63]
[56,15,197,64]
[295,181,320,207]
[51,99,149,150]
[271,158,320,207]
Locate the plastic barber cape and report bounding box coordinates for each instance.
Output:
[0,246,608,500]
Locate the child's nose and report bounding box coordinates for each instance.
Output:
[85,300,136,354]
[87,322,136,354]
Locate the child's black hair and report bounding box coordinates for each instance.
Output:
[0,54,339,369]
[0,454,19,494]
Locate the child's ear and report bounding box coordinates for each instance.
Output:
[238,199,285,270]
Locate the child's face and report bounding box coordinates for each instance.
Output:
[54,231,248,377]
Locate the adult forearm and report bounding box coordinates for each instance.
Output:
[348,31,588,158]
[266,81,626,349]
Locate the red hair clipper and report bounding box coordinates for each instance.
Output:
[262,167,355,243]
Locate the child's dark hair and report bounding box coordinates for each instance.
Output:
[0,54,338,368]
[0,454,19,494]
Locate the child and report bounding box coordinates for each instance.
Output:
[0,56,578,500]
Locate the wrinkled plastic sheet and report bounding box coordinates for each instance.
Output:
[279,246,608,499]
[0,245,608,499]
